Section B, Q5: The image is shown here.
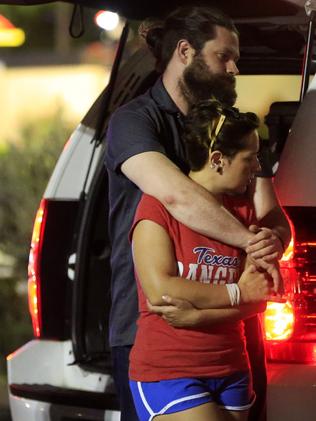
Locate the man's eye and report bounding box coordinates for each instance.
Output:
[217,53,229,61]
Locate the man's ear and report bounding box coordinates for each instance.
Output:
[176,39,195,65]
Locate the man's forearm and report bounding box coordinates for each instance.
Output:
[262,207,292,251]
[162,181,253,250]
[123,151,253,250]
[254,177,291,249]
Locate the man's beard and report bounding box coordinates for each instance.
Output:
[179,54,237,107]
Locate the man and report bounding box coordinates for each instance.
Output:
[105,6,290,421]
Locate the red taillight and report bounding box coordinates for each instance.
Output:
[28,199,47,337]
[264,237,296,341]
[264,230,316,363]
[264,300,295,341]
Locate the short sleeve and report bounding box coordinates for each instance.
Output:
[105,105,166,173]
[129,194,171,243]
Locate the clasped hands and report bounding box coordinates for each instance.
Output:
[246,224,284,295]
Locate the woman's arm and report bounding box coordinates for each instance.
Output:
[197,302,267,326]
[146,293,266,328]
[132,219,271,308]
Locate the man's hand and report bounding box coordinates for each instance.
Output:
[246,225,284,261]
[238,264,272,303]
[245,225,284,294]
[146,295,201,328]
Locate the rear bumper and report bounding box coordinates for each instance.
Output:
[267,362,316,421]
[8,393,120,421]
[7,339,119,421]
[9,383,118,410]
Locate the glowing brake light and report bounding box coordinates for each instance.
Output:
[264,301,295,341]
[28,199,47,337]
[280,237,294,263]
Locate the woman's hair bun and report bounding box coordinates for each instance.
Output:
[188,99,223,124]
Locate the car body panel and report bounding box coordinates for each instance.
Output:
[7,340,112,391]
[44,124,100,200]
[275,74,316,207]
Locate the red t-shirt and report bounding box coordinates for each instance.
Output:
[129,194,256,381]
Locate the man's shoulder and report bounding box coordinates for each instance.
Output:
[111,86,160,121]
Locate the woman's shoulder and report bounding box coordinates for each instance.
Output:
[132,194,173,236]
[137,193,166,216]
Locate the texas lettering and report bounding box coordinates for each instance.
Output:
[177,246,241,284]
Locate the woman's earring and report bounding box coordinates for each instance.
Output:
[217,164,224,174]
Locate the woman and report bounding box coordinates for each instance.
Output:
[129,100,273,421]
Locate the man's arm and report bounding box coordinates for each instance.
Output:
[247,177,292,259]
[123,151,253,249]
[108,106,279,255]
[254,177,291,247]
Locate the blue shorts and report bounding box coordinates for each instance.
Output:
[130,371,255,421]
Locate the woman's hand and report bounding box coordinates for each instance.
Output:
[238,264,273,303]
[146,296,201,328]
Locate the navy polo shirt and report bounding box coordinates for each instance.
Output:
[105,78,189,346]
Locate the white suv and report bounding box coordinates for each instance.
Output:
[5,1,316,420]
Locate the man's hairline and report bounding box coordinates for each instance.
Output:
[188,24,240,60]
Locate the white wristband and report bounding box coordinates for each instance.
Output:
[226,283,241,307]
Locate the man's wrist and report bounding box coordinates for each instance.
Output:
[242,231,256,251]
[276,234,286,252]
[272,229,286,253]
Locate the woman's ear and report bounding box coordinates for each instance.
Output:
[209,151,224,170]
[177,39,195,64]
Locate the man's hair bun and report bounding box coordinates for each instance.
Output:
[138,19,164,60]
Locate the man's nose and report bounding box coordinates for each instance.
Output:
[227,60,239,76]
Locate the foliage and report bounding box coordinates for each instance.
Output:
[0,109,74,278]
[0,277,32,373]
[0,3,59,48]
[0,3,101,50]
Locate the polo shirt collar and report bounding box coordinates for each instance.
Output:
[151,77,182,115]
